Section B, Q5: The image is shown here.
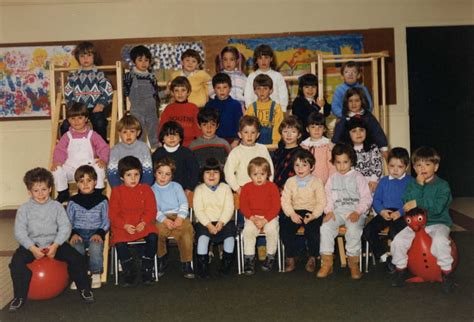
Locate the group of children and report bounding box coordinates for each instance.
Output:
[8,41,456,312]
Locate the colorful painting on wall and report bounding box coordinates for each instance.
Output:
[0,45,78,119]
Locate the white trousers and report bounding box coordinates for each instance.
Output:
[320,213,365,257]
[53,162,106,191]
[243,217,279,256]
[391,224,453,271]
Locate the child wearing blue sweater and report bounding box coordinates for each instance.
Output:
[363,148,413,266]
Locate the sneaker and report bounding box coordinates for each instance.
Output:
[182,262,195,279]
[70,282,77,290]
[244,257,256,276]
[261,256,275,272]
[441,272,454,294]
[91,274,101,289]
[80,289,94,303]
[9,297,24,312]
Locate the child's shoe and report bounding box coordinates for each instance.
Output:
[157,255,168,278]
[141,256,155,285]
[384,256,396,274]
[285,257,296,273]
[441,271,454,294]
[305,256,316,273]
[182,262,195,279]
[197,255,210,279]
[244,256,256,276]
[80,289,94,303]
[348,256,362,279]
[261,255,275,272]
[121,257,136,287]
[56,189,70,203]
[391,268,407,287]
[70,282,77,290]
[316,254,334,278]
[8,297,25,312]
[91,274,102,289]
[219,252,234,276]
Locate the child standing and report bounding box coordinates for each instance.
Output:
[67,165,109,289]
[331,61,373,119]
[204,73,243,146]
[107,113,154,188]
[108,156,158,286]
[159,76,201,147]
[244,44,289,113]
[300,112,335,185]
[318,143,372,279]
[151,157,195,279]
[52,102,110,203]
[213,46,247,108]
[363,148,413,267]
[189,107,231,169]
[152,121,200,197]
[240,157,281,275]
[193,158,236,278]
[170,49,211,108]
[9,168,93,312]
[272,116,304,190]
[123,45,160,149]
[391,146,454,293]
[245,74,284,145]
[63,41,113,141]
[280,150,326,273]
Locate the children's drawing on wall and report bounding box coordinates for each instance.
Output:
[227,34,364,102]
[0,45,78,118]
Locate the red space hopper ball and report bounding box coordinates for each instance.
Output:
[405,207,458,283]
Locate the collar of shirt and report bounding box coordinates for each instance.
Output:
[303,136,330,147]
[206,184,218,191]
[296,174,312,188]
[347,110,365,118]
[164,144,180,153]
[388,173,406,180]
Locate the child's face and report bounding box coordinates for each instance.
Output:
[68,115,88,132]
[347,94,362,114]
[294,158,313,178]
[254,86,272,102]
[302,85,317,99]
[77,174,97,194]
[214,83,231,100]
[250,165,268,186]
[307,124,325,140]
[203,169,220,186]
[281,127,301,147]
[256,55,272,71]
[134,56,150,72]
[78,52,94,69]
[222,52,237,71]
[199,121,218,139]
[387,158,408,179]
[414,159,439,182]
[238,125,259,146]
[182,56,199,73]
[172,86,189,103]
[334,153,352,175]
[163,133,181,148]
[119,128,140,145]
[28,182,51,204]
[349,127,366,145]
[342,67,360,84]
[155,165,173,186]
[121,169,141,188]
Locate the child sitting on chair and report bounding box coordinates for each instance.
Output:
[108,156,158,286]
[9,168,93,312]
[151,157,195,279]
[67,165,109,289]
[240,157,281,275]
[52,102,110,203]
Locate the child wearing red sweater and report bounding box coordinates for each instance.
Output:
[240,157,281,275]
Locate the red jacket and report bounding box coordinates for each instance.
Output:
[239,181,281,222]
[109,184,158,244]
[158,102,201,147]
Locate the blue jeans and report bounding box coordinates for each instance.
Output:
[72,229,104,274]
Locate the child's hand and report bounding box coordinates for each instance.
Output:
[303,213,313,225]
[316,97,325,108]
[174,216,184,228]
[403,200,417,212]
[124,224,136,234]
[368,181,378,193]
[93,103,104,113]
[163,218,175,230]
[416,173,426,185]
[381,150,389,161]
[50,162,63,172]
[96,159,106,169]
[215,221,224,232]
[380,210,392,221]
[135,221,146,232]
[46,243,59,259]
[29,245,46,260]
[206,223,218,235]
[347,211,361,223]
[323,212,335,223]
[290,213,303,224]
[90,234,103,243]
[70,234,83,244]
[390,211,401,220]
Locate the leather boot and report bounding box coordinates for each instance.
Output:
[285,257,296,273]
[121,257,136,287]
[305,256,316,273]
[219,252,233,276]
[197,255,210,279]
[348,256,362,279]
[316,254,333,278]
[141,256,154,285]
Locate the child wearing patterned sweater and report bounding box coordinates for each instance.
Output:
[107,114,154,187]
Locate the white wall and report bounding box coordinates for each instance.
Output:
[1,0,473,207]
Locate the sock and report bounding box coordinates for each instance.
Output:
[380,253,389,263]
[223,237,234,253]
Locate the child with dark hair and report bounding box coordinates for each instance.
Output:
[63,41,113,141]
[67,165,109,289]
[272,116,304,189]
[280,149,326,273]
[170,49,211,108]
[193,158,236,278]
[363,147,413,269]
[9,168,93,312]
[331,61,373,118]
[108,156,158,286]
[300,112,335,185]
[189,107,231,169]
[159,76,201,147]
[123,45,160,149]
[204,73,243,146]
[152,121,200,196]
[244,44,289,113]
[213,46,247,107]
[52,102,110,203]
